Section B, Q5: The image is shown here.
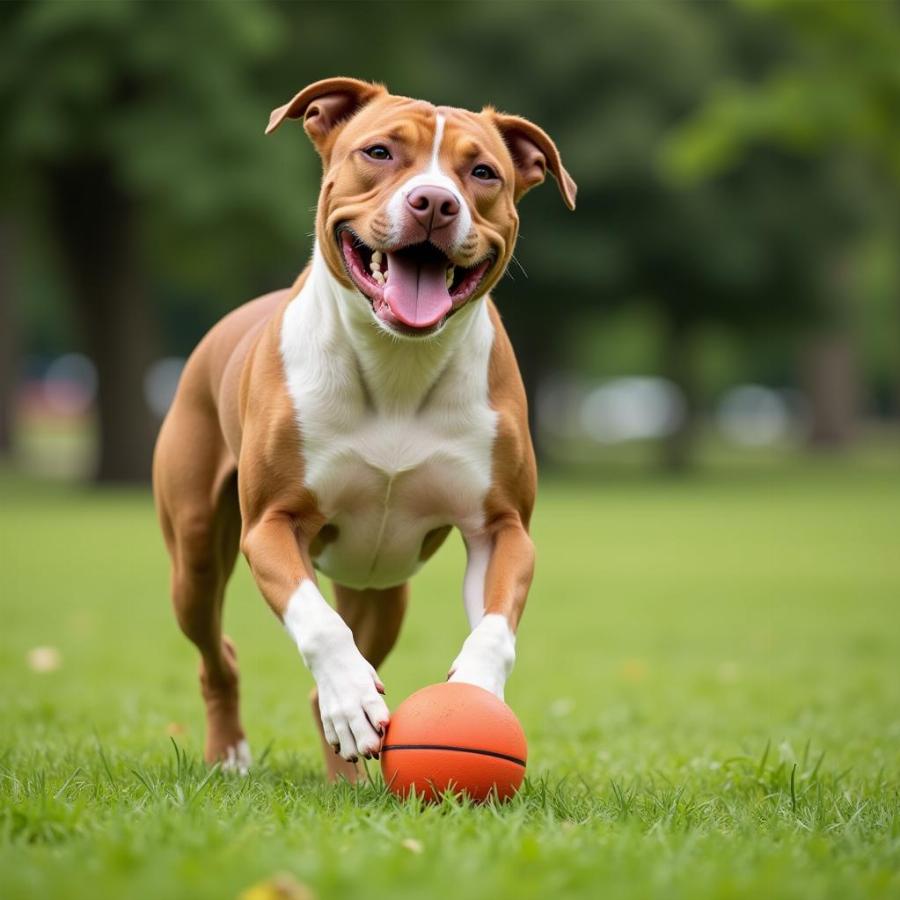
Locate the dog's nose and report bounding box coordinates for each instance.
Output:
[406,186,460,233]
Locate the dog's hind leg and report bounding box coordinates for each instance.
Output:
[154,406,247,772]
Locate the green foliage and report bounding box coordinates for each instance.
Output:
[1,458,899,898]
[1,0,897,428]
[3,1,887,349]
[0,0,309,295]
[409,0,877,337]
[663,0,900,185]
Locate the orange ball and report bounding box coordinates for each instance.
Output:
[380,682,527,803]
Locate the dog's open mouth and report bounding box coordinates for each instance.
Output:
[338,228,494,335]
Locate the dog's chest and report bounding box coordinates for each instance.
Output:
[280,290,497,590]
[304,409,493,588]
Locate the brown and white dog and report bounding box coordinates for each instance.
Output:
[153,77,575,781]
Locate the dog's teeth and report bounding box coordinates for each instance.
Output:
[372,250,383,264]
[370,261,381,272]
[446,266,455,288]
[373,271,385,285]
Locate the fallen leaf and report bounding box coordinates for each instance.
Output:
[717,661,739,683]
[165,722,187,737]
[239,873,314,900]
[549,697,575,717]
[620,658,648,683]
[401,838,424,854]
[27,646,62,673]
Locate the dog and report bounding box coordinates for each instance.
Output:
[153,77,575,781]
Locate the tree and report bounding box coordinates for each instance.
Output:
[3,0,891,478]
[0,217,17,457]
[0,1,302,480]
[388,0,870,467]
[664,0,900,447]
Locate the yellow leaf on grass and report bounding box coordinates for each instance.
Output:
[239,873,315,900]
[27,646,62,673]
[620,658,648,683]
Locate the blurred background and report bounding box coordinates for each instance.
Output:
[1,0,898,483]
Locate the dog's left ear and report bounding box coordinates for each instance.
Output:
[266,77,385,152]
[491,113,577,211]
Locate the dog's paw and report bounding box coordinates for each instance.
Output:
[315,654,389,762]
[448,613,516,700]
[284,579,390,761]
[220,739,252,775]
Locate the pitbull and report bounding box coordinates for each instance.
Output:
[153,77,575,780]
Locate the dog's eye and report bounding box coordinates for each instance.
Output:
[364,145,392,161]
[472,164,498,181]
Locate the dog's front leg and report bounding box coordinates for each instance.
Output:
[241,514,390,761]
[449,519,535,700]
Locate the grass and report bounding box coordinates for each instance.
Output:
[1,454,899,899]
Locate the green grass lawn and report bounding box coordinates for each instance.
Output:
[1,456,898,899]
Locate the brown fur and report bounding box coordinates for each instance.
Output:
[153,78,573,779]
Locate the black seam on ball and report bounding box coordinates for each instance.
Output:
[380,743,525,767]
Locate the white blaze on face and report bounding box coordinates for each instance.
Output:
[386,112,472,250]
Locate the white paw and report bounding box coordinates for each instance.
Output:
[284,579,390,761]
[314,650,389,761]
[448,613,516,700]
[220,739,252,775]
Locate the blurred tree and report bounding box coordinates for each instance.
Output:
[664,0,900,447]
[1,0,893,479]
[0,1,302,480]
[386,0,872,468]
[0,217,17,456]
[665,0,900,186]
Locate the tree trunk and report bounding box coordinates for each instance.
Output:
[504,316,548,465]
[659,312,698,473]
[801,333,860,448]
[0,218,18,457]
[47,160,158,483]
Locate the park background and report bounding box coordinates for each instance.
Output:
[1,2,898,899]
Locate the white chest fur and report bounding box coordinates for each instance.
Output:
[279,248,497,590]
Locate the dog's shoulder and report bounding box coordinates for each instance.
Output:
[485,300,536,527]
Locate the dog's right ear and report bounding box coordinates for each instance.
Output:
[265,77,385,155]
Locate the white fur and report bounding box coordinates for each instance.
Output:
[430,112,447,171]
[280,246,497,590]
[449,613,516,699]
[278,123,521,747]
[462,534,492,628]
[385,112,472,250]
[284,578,389,760]
[220,739,252,776]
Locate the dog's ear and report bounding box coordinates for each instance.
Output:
[266,77,385,152]
[490,112,577,210]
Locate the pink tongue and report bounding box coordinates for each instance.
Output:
[383,252,452,329]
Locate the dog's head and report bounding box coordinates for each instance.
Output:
[267,77,576,338]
